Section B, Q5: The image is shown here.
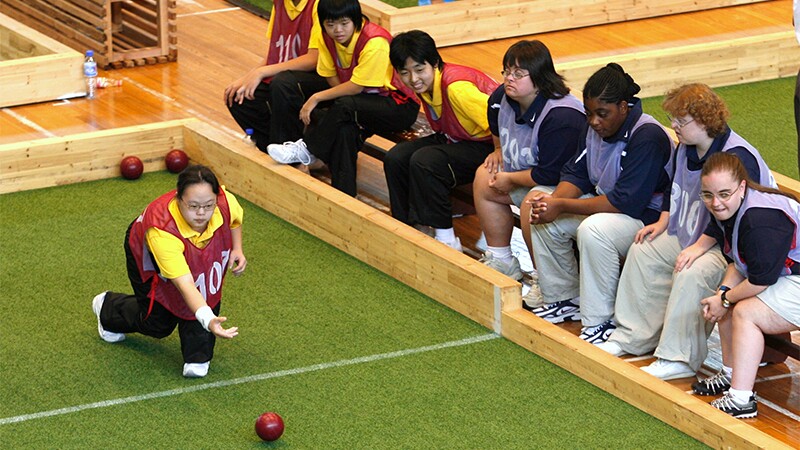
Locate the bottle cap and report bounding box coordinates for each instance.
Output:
[86,50,94,57]
[245,128,254,135]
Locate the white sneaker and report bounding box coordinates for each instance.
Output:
[595,340,626,356]
[641,358,695,380]
[92,292,126,343]
[267,139,316,165]
[438,237,463,252]
[183,362,210,378]
[479,252,523,281]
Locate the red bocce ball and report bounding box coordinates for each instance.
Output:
[255,412,284,441]
[120,155,144,180]
[165,149,189,173]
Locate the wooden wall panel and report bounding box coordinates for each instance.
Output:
[360,0,772,47]
[0,13,86,107]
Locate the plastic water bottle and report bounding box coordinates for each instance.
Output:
[418,0,431,5]
[83,50,98,99]
[243,128,256,147]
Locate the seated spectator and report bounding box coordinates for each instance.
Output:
[691,152,799,418]
[267,0,420,196]
[224,0,325,152]
[384,30,499,251]
[472,40,584,297]
[525,63,674,346]
[597,83,775,381]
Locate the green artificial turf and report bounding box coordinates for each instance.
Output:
[641,77,799,181]
[0,173,706,448]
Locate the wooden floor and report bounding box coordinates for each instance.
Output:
[2,0,797,445]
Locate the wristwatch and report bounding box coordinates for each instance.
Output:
[719,285,731,308]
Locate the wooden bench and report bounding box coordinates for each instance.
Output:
[362,112,479,211]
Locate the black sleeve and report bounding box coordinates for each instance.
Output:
[606,124,672,219]
[739,208,796,286]
[487,85,505,137]
[560,127,593,194]
[530,107,587,186]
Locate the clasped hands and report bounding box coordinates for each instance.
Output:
[526,191,560,224]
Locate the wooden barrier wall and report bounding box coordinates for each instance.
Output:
[557,31,800,98]
[1,120,797,449]
[361,0,771,47]
[0,13,85,107]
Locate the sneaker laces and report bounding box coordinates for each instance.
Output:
[283,140,313,165]
[711,392,752,411]
[697,371,730,392]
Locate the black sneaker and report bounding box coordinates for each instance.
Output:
[692,370,731,396]
[710,392,758,418]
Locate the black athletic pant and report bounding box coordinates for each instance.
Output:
[99,221,219,364]
[268,70,329,145]
[304,94,419,196]
[384,133,493,229]
[227,81,272,152]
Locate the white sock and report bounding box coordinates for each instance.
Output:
[722,365,733,380]
[486,245,513,264]
[434,227,456,243]
[728,387,752,404]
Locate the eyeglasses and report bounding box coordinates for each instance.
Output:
[501,69,530,81]
[666,114,695,129]
[181,198,216,212]
[699,184,741,203]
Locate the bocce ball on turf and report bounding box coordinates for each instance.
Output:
[165,149,189,173]
[255,412,284,441]
[120,155,144,180]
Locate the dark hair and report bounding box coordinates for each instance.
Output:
[662,83,729,137]
[317,0,365,31]
[390,30,443,71]
[583,63,640,104]
[503,40,569,99]
[701,152,794,201]
[177,165,221,199]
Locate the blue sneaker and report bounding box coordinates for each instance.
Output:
[531,299,580,324]
[579,319,616,344]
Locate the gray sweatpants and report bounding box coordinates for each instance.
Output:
[608,232,726,370]
[529,195,644,327]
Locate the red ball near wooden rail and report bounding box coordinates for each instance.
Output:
[255,412,284,441]
[165,149,189,173]
[120,155,144,180]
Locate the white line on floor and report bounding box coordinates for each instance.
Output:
[178,7,241,18]
[0,333,500,426]
[1,108,57,137]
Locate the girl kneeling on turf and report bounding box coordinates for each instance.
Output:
[92,165,246,378]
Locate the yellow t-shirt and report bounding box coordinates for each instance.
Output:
[145,187,243,280]
[315,29,393,89]
[418,68,491,140]
[265,0,322,56]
